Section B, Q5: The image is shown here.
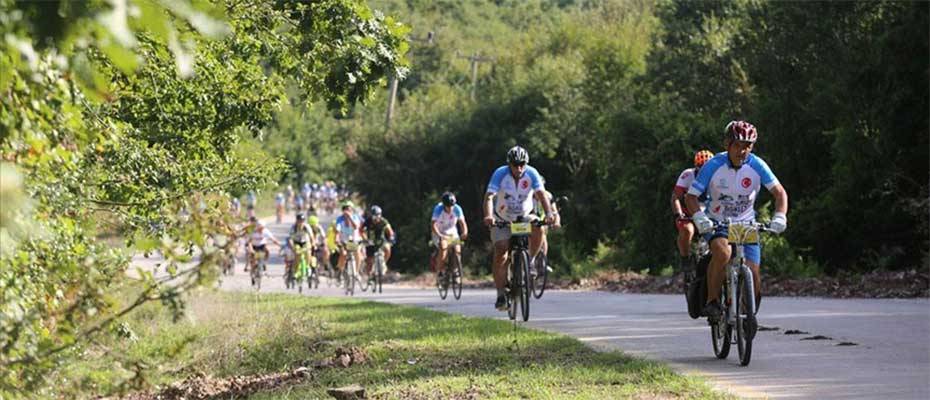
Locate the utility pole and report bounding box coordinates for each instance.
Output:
[385,31,434,131]
[456,51,495,101]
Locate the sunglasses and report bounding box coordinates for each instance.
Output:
[510,162,527,167]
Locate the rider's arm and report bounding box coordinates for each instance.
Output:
[431,219,443,237]
[684,194,702,216]
[483,192,495,224]
[385,225,395,242]
[533,190,554,217]
[770,183,789,215]
[671,190,685,218]
[457,217,468,239]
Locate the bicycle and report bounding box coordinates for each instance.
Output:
[495,218,546,321]
[250,249,266,291]
[434,237,464,300]
[342,241,364,296]
[709,220,772,366]
[365,241,388,294]
[286,243,313,293]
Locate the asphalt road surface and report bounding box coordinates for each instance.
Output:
[141,215,930,399]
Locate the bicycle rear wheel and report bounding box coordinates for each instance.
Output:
[517,250,531,321]
[451,253,463,300]
[531,252,549,299]
[736,272,756,366]
[711,320,731,359]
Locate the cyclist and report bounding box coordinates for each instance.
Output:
[529,188,560,276]
[334,201,364,275]
[672,149,714,282]
[362,205,396,276]
[483,146,556,311]
[288,213,316,276]
[308,215,330,275]
[230,197,241,218]
[431,192,468,280]
[246,190,257,208]
[275,192,286,223]
[686,121,788,321]
[285,185,295,211]
[246,220,281,274]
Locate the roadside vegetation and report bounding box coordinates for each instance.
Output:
[261,1,928,280]
[62,291,730,399]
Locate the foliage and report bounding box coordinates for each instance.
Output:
[281,0,927,276]
[0,0,406,396]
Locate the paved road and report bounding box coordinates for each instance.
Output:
[141,215,930,399]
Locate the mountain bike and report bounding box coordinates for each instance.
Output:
[435,237,464,300]
[495,218,545,321]
[365,241,388,294]
[709,220,772,366]
[286,243,312,293]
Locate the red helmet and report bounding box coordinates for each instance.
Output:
[724,120,757,143]
[693,150,714,167]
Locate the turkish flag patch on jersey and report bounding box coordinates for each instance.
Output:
[521,179,529,189]
[741,177,752,188]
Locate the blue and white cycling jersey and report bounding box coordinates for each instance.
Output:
[334,214,362,243]
[486,165,545,222]
[432,203,464,236]
[688,152,779,223]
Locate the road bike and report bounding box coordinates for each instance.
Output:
[495,218,547,321]
[342,241,365,296]
[364,241,388,294]
[709,220,772,366]
[434,237,464,300]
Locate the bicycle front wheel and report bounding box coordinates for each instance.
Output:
[531,252,549,299]
[451,253,463,300]
[516,250,531,321]
[736,272,756,366]
[376,258,384,294]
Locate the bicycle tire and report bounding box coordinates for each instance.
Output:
[711,320,731,359]
[531,252,548,299]
[736,272,755,366]
[451,252,463,300]
[437,269,449,300]
[358,265,370,292]
[344,260,355,296]
[507,254,517,320]
[376,255,384,294]
[253,260,263,291]
[517,250,531,321]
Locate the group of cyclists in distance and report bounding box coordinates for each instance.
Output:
[222,119,789,326]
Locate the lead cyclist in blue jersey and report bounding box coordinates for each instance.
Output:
[685,121,789,321]
[483,146,557,311]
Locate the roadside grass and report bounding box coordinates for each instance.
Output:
[64,291,731,399]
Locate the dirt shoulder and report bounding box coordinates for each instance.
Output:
[395,268,930,299]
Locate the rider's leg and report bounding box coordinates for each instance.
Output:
[383,244,392,264]
[705,237,731,304]
[676,221,694,271]
[744,244,762,310]
[437,238,449,273]
[365,246,375,275]
[529,225,543,259]
[492,239,509,292]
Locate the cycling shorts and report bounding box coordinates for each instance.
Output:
[366,242,390,257]
[704,225,761,265]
